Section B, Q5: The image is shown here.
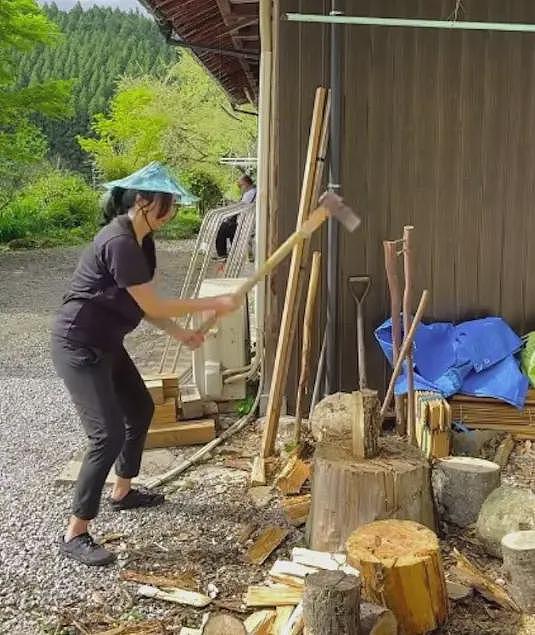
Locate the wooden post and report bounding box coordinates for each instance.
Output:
[383,241,405,434]
[303,570,360,635]
[501,530,535,613]
[402,226,416,445]
[294,251,322,445]
[347,520,448,635]
[352,389,380,459]
[261,87,330,458]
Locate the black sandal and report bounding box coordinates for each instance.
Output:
[110,487,165,511]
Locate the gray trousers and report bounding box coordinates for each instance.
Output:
[52,336,154,520]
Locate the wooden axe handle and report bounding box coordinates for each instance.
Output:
[198,205,330,335]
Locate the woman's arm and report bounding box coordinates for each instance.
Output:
[127,281,238,320]
[144,316,204,349]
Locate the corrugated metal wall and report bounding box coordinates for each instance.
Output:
[273,0,535,406]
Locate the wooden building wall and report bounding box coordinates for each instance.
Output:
[270,0,535,406]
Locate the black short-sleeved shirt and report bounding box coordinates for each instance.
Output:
[53,215,156,350]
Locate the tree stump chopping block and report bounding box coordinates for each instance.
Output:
[347,520,448,635]
[502,530,535,613]
[302,570,360,635]
[432,456,500,527]
[306,438,435,552]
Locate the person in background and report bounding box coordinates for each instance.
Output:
[215,174,256,259]
[51,162,239,567]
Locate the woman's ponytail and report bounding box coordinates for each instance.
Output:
[100,188,137,225]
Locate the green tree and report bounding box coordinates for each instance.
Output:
[0,0,72,203]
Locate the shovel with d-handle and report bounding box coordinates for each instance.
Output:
[348,275,371,390]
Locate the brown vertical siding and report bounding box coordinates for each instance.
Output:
[272,0,535,407]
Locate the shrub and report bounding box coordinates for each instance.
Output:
[159,206,201,240]
[0,169,100,246]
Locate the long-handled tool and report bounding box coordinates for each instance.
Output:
[348,275,371,390]
[197,192,360,335]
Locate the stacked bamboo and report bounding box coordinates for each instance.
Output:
[415,391,451,459]
[450,391,535,439]
[142,373,215,448]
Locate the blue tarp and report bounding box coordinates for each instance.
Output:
[375,316,529,409]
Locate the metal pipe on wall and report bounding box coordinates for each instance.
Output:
[325,0,343,395]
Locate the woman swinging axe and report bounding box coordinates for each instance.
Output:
[51,162,239,566]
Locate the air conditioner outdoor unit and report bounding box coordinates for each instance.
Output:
[191,278,250,401]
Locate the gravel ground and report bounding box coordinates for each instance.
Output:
[0,241,288,634]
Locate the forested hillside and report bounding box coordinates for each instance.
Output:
[16,3,177,172]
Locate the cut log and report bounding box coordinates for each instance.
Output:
[307,438,435,552]
[281,495,311,527]
[351,389,380,460]
[272,607,294,635]
[251,456,267,487]
[145,420,215,449]
[247,526,289,565]
[203,615,245,635]
[347,520,448,635]
[432,456,500,527]
[310,392,355,446]
[275,456,310,495]
[302,570,360,635]
[360,602,398,635]
[453,548,519,611]
[494,435,515,469]
[501,530,535,613]
[245,584,303,607]
[243,610,276,634]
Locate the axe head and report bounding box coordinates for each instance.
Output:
[319,191,361,232]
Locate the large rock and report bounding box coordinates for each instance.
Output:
[476,485,535,557]
[310,392,354,444]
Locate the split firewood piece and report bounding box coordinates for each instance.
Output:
[280,603,303,635]
[245,584,303,607]
[137,585,211,608]
[281,495,311,527]
[180,384,204,420]
[243,609,276,634]
[432,456,501,527]
[272,606,294,635]
[291,547,359,577]
[494,434,515,469]
[275,456,310,495]
[247,526,290,565]
[269,572,304,589]
[453,549,520,611]
[351,389,380,460]
[120,569,198,591]
[179,629,201,635]
[203,614,246,635]
[501,531,535,612]
[251,456,267,487]
[269,560,317,586]
[360,602,397,635]
[347,520,448,635]
[303,570,360,634]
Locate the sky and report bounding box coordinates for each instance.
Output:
[39,0,147,12]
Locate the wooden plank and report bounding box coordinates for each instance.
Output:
[247,526,289,565]
[275,456,310,495]
[143,373,179,400]
[246,585,303,607]
[150,398,177,427]
[261,87,329,458]
[145,420,215,449]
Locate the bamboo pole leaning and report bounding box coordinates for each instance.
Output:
[403,226,416,445]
